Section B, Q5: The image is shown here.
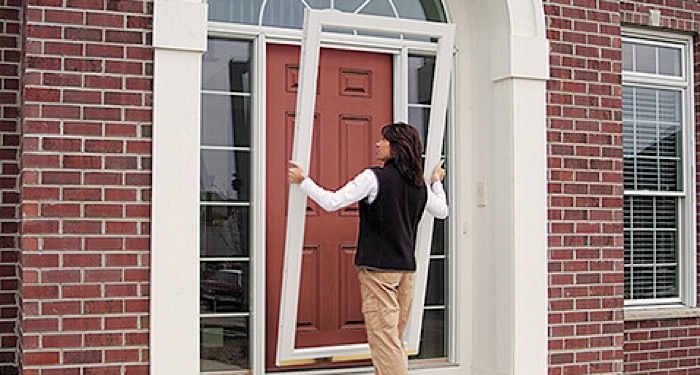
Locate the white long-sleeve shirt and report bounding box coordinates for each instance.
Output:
[299,169,449,219]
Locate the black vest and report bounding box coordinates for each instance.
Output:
[355,160,428,271]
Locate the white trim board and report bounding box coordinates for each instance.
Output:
[277,9,455,366]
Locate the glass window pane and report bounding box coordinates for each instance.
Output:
[201,206,250,257]
[210,0,447,28]
[334,0,368,12]
[261,0,306,29]
[203,39,252,92]
[408,107,429,148]
[630,231,653,264]
[633,87,656,120]
[655,197,677,228]
[655,231,677,264]
[656,266,679,298]
[201,261,250,313]
[358,0,397,17]
[414,309,445,359]
[408,56,435,104]
[629,196,653,229]
[658,90,681,123]
[201,94,251,147]
[208,0,263,24]
[624,196,680,301]
[658,46,682,76]
[431,218,445,255]
[307,0,330,8]
[201,150,251,202]
[634,43,656,74]
[425,259,444,305]
[623,87,682,192]
[201,317,249,371]
[631,266,654,299]
[396,0,447,22]
[623,42,633,71]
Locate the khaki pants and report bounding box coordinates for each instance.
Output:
[358,268,414,375]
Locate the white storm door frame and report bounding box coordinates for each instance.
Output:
[278,8,455,366]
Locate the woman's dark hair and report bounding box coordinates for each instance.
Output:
[381,122,424,187]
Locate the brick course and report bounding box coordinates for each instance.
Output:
[546,0,626,373]
[0,0,23,373]
[19,0,152,373]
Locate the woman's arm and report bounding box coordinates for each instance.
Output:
[425,181,448,219]
[289,161,377,212]
[425,160,448,219]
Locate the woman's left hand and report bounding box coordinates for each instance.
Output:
[288,161,307,184]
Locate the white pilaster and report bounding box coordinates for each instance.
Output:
[151,1,207,374]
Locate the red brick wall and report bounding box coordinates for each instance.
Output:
[545,0,626,373]
[618,2,700,373]
[0,0,22,373]
[19,0,152,373]
[547,0,700,374]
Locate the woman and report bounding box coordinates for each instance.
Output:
[288,122,448,375]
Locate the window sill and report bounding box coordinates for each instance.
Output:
[624,306,700,321]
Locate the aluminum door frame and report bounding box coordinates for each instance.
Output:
[278,8,455,366]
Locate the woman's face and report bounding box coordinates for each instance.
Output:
[376,137,391,161]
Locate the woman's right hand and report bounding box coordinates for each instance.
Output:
[431,160,445,184]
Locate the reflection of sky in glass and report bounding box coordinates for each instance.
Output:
[210,0,447,27]
[624,41,683,77]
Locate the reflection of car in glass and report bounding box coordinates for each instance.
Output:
[201,270,244,311]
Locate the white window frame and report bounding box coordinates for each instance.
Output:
[622,28,697,308]
[278,9,455,365]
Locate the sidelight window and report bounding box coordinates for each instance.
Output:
[200,38,254,372]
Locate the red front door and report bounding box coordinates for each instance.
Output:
[266,44,392,370]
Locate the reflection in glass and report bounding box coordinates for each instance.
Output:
[622,42,633,72]
[201,262,249,313]
[261,0,306,29]
[431,218,445,255]
[200,317,249,371]
[201,150,251,201]
[397,0,448,22]
[201,94,251,147]
[425,259,444,305]
[415,309,445,359]
[202,39,251,92]
[658,46,682,76]
[635,43,655,74]
[201,206,250,258]
[212,0,447,28]
[358,0,396,18]
[409,107,429,148]
[209,0,263,24]
[408,56,435,104]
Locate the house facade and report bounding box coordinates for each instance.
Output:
[0,0,698,374]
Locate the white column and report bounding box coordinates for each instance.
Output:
[491,33,549,375]
[150,1,207,374]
